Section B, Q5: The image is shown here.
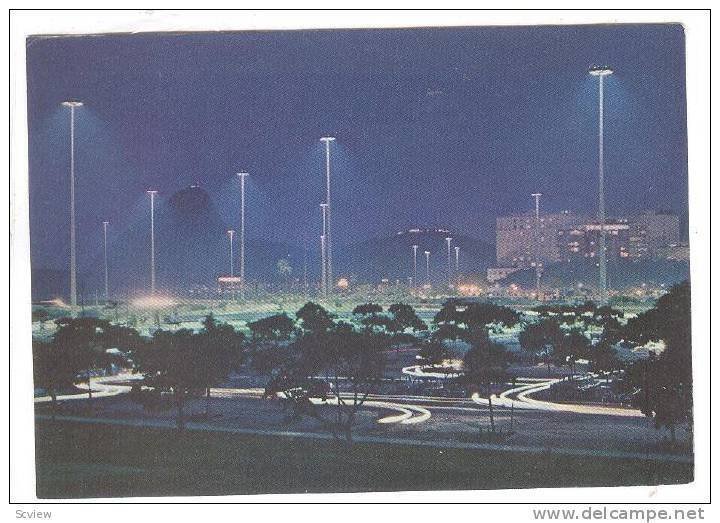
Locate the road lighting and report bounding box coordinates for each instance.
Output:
[445,237,453,289]
[102,221,109,300]
[320,234,327,297]
[424,251,431,286]
[146,191,158,294]
[454,246,460,271]
[227,230,236,277]
[237,172,249,299]
[589,66,613,304]
[62,100,83,311]
[320,136,335,293]
[531,193,542,299]
[412,244,418,293]
[320,203,328,296]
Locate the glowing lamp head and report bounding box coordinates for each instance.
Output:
[589,66,613,77]
[320,136,336,143]
[146,190,158,196]
[237,171,249,178]
[227,229,235,237]
[62,100,83,108]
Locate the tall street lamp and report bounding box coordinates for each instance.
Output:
[146,190,158,294]
[589,65,613,304]
[102,221,109,300]
[227,230,236,277]
[62,100,83,311]
[237,172,249,299]
[320,136,335,293]
[445,237,453,289]
[454,246,460,272]
[412,244,418,292]
[531,192,542,299]
[320,203,328,296]
[320,234,327,297]
[424,251,431,286]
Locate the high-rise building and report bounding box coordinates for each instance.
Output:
[630,211,680,257]
[557,221,631,262]
[496,211,588,268]
[495,210,682,267]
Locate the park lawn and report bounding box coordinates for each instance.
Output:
[35,419,692,499]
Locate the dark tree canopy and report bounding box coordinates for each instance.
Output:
[247,313,296,341]
[352,303,383,316]
[296,302,336,334]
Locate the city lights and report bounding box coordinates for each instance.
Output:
[131,294,177,308]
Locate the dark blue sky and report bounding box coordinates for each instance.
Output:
[27,24,687,271]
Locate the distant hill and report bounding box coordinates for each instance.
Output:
[334,228,495,284]
[31,185,308,300]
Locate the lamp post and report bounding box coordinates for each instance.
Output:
[146,190,158,294]
[589,66,613,304]
[424,251,431,286]
[454,246,460,271]
[237,172,249,299]
[102,221,109,300]
[320,234,327,297]
[531,192,542,299]
[412,244,418,293]
[320,203,328,296]
[445,237,453,289]
[227,230,236,277]
[62,100,83,311]
[320,136,335,293]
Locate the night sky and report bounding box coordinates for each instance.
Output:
[26,24,687,272]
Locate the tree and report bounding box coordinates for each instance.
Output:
[462,331,510,434]
[51,317,116,402]
[590,339,619,382]
[462,302,520,334]
[418,339,447,366]
[318,328,387,443]
[296,302,335,334]
[274,325,387,443]
[388,303,427,333]
[433,298,463,327]
[352,303,393,333]
[518,320,563,374]
[433,299,465,350]
[33,340,85,419]
[554,330,590,380]
[247,313,296,341]
[195,315,245,417]
[133,329,197,429]
[352,303,383,316]
[622,282,691,441]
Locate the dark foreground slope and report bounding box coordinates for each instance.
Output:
[35,420,692,499]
